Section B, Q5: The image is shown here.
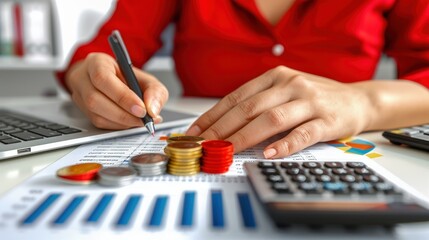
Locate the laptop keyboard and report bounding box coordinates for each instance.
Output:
[0,110,81,145]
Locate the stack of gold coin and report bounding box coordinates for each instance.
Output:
[167,136,205,145]
[164,141,202,176]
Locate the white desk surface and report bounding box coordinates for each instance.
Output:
[1,97,429,239]
[1,97,428,198]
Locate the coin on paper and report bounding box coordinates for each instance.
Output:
[130,153,169,177]
[98,166,137,187]
[56,163,102,184]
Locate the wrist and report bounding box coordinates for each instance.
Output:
[349,82,381,131]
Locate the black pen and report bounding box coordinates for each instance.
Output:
[108,30,155,136]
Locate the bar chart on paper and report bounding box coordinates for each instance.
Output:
[0,180,266,239]
[0,126,390,239]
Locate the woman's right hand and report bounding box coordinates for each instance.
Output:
[65,53,169,129]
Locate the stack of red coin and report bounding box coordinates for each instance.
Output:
[201,140,234,174]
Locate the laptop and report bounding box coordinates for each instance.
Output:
[0,100,197,160]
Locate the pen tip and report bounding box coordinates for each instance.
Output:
[145,122,155,137]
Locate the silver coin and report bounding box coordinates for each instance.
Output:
[131,163,168,169]
[136,168,166,174]
[131,153,169,167]
[139,172,164,177]
[98,177,135,187]
[98,167,137,181]
[137,169,166,175]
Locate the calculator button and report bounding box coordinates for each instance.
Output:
[350,182,374,194]
[315,175,334,182]
[401,128,420,135]
[302,162,321,168]
[272,182,291,193]
[258,162,275,168]
[412,133,429,141]
[340,174,358,183]
[309,168,327,175]
[280,162,299,169]
[363,175,383,183]
[299,182,321,193]
[332,168,352,175]
[291,174,309,183]
[267,175,285,183]
[346,162,366,168]
[354,168,373,175]
[286,168,305,175]
[411,126,429,133]
[324,162,344,168]
[323,182,348,194]
[261,168,279,175]
[374,182,395,193]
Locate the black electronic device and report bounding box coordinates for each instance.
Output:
[244,160,429,226]
[383,125,429,151]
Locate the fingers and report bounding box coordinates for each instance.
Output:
[225,100,314,154]
[264,118,326,158]
[186,69,278,136]
[87,54,168,120]
[134,69,169,118]
[198,86,292,140]
[87,54,148,118]
[73,92,135,130]
[73,77,143,128]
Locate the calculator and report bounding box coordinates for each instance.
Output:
[382,124,429,151]
[244,160,429,226]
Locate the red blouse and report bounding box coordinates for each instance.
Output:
[57,0,429,97]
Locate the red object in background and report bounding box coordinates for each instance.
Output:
[13,3,24,57]
[56,0,429,96]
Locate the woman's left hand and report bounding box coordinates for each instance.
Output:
[186,66,375,158]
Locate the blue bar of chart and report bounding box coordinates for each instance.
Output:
[116,195,142,227]
[237,193,257,229]
[181,191,196,227]
[211,190,225,228]
[148,195,168,227]
[21,193,62,225]
[86,193,115,223]
[52,195,86,225]
[17,190,257,231]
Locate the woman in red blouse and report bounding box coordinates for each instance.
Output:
[60,0,429,158]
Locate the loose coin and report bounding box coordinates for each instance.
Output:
[130,153,169,177]
[56,163,103,183]
[131,153,169,166]
[98,166,137,187]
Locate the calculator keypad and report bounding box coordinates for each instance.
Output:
[247,161,429,226]
[257,161,402,196]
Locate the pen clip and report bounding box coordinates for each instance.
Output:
[110,30,132,65]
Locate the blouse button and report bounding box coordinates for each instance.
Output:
[272,43,284,56]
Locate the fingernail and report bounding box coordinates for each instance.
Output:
[154,115,163,124]
[263,148,277,159]
[151,101,160,116]
[186,125,201,136]
[131,105,145,117]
